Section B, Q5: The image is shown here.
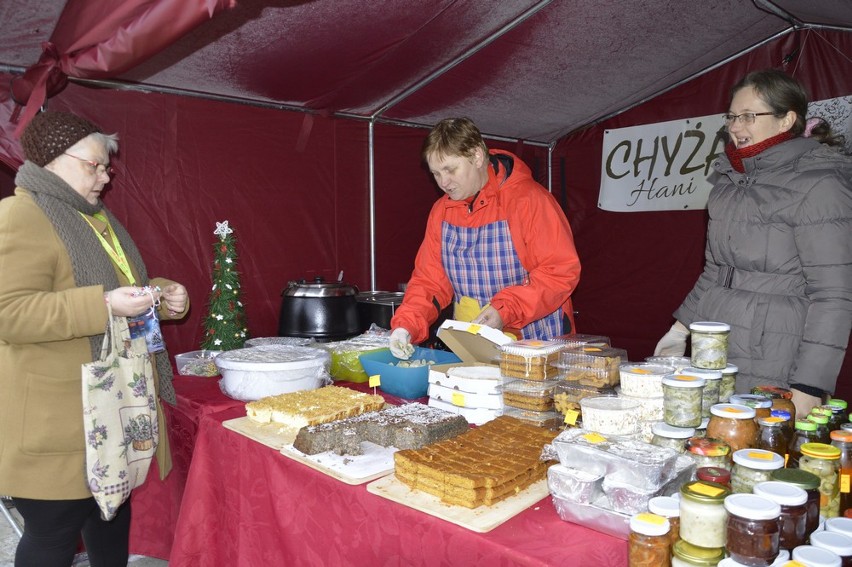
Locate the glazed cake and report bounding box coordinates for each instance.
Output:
[292,402,469,456]
[245,385,385,428]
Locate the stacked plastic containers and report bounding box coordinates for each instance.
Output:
[619,362,676,442]
[498,339,565,429]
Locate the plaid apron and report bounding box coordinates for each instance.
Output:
[441,219,563,339]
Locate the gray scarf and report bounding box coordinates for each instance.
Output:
[15,161,175,405]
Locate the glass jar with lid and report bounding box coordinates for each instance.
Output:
[823,405,848,436]
[759,416,790,457]
[754,481,809,551]
[730,394,774,422]
[689,321,730,370]
[792,544,846,567]
[679,480,731,548]
[831,430,852,518]
[809,414,833,444]
[686,437,732,470]
[706,403,759,453]
[663,374,705,428]
[720,364,738,403]
[799,442,841,519]
[752,386,797,422]
[649,495,681,549]
[809,529,852,566]
[725,493,781,566]
[697,466,732,489]
[730,448,785,494]
[826,517,852,539]
[829,399,850,427]
[671,539,726,567]
[629,512,671,567]
[771,409,795,452]
[652,422,696,453]
[789,419,821,468]
[694,417,710,438]
[771,467,822,538]
[683,367,723,418]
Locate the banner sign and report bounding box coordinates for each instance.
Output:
[598,96,851,212]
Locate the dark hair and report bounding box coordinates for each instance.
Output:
[421,118,489,163]
[731,69,843,146]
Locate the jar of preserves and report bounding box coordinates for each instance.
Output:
[771,468,822,538]
[649,496,681,549]
[731,394,774,422]
[697,466,732,489]
[684,367,723,419]
[663,374,706,428]
[720,364,738,403]
[652,422,696,453]
[629,512,671,567]
[829,399,850,427]
[687,437,732,470]
[680,480,731,548]
[754,481,809,551]
[752,386,797,421]
[771,409,795,452]
[689,321,730,370]
[810,414,833,444]
[671,539,726,567]
[799,442,841,519]
[731,449,785,494]
[831,430,852,518]
[758,416,790,457]
[789,420,821,468]
[809,530,852,567]
[725,493,782,566]
[707,403,759,453]
[792,545,845,566]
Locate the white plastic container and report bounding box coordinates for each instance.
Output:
[579,396,641,435]
[214,345,330,401]
[619,363,674,398]
[792,544,843,567]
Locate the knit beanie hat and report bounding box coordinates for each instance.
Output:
[20,110,101,167]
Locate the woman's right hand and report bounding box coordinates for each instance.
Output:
[105,286,162,318]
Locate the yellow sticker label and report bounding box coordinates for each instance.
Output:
[564,410,579,425]
[632,368,652,374]
[583,347,603,352]
[842,473,850,493]
[748,451,774,460]
[451,392,466,407]
[726,407,746,413]
[691,482,726,497]
[582,433,607,444]
[636,513,666,525]
[466,324,481,334]
[368,374,381,388]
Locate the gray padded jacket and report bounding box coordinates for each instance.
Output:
[675,137,852,395]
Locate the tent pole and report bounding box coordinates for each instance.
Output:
[368,120,377,291]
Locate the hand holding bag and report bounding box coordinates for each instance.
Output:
[82,303,158,520]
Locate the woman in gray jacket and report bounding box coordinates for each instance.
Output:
[655,69,852,418]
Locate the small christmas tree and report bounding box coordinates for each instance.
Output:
[201,220,249,350]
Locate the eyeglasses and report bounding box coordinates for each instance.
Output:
[722,112,776,126]
[63,153,114,176]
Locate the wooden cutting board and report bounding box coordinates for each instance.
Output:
[280,442,395,485]
[222,416,300,449]
[366,474,549,533]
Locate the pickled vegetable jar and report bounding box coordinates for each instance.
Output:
[724,493,781,566]
[831,430,852,518]
[689,321,730,370]
[751,385,797,421]
[720,364,738,403]
[663,374,705,428]
[789,419,821,468]
[829,399,850,427]
[758,416,790,457]
[686,437,732,470]
[629,512,671,567]
[809,413,833,444]
[680,480,731,548]
[730,394,773,421]
[799,442,841,519]
[753,480,809,551]
[684,367,722,419]
[652,422,696,453]
[730,449,784,494]
[671,539,726,567]
[771,467,822,538]
[706,403,758,453]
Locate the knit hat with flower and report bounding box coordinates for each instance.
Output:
[20,110,101,167]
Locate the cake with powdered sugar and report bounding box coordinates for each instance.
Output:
[292,402,469,456]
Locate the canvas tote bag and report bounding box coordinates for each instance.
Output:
[82,304,158,520]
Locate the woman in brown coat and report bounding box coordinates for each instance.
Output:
[0,111,189,566]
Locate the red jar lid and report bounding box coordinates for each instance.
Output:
[696,466,731,484]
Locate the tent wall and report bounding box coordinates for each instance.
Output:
[552,30,852,396]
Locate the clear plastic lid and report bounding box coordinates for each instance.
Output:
[661,374,706,388]
[652,422,695,439]
[689,321,731,333]
[724,493,781,520]
[730,393,773,409]
[500,378,558,396]
[753,481,808,506]
[620,363,675,377]
[551,333,611,348]
[682,367,723,380]
[731,449,785,470]
[501,339,564,357]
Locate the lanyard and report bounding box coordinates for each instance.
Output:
[81,212,137,286]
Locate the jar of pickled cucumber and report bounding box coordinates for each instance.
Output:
[706,403,758,453]
[680,481,731,548]
[684,367,723,419]
[730,394,773,422]
[809,414,833,444]
[799,442,841,519]
[689,321,730,370]
[730,448,785,494]
[829,399,850,427]
[651,422,695,453]
[752,386,797,421]
[719,364,738,403]
[663,374,705,428]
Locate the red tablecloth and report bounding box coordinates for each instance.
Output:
[167,407,629,566]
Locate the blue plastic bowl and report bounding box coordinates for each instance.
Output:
[358,347,461,399]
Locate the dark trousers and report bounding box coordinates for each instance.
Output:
[11,496,130,567]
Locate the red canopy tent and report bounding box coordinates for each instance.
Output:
[0,0,850,393]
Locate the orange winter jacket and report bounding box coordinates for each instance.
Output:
[391,150,581,344]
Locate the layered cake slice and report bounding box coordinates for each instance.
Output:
[245,385,385,428]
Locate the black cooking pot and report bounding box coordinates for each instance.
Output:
[278,277,361,340]
[356,291,405,331]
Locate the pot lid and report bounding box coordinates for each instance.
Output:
[283,277,358,298]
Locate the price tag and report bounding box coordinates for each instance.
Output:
[368,374,381,388]
[692,482,726,497]
[564,410,579,425]
[841,473,850,493]
[747,451,774,460]
[636,513,666,525]
[451,392,466,407]
[582,432,607,444]
[633,368,652,374]
[466,324,481,334]
[583,347,603,352]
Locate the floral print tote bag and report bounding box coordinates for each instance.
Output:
[82,304,157,520]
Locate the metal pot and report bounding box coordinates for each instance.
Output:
[356,291,405,331]
[278,277,361,340]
